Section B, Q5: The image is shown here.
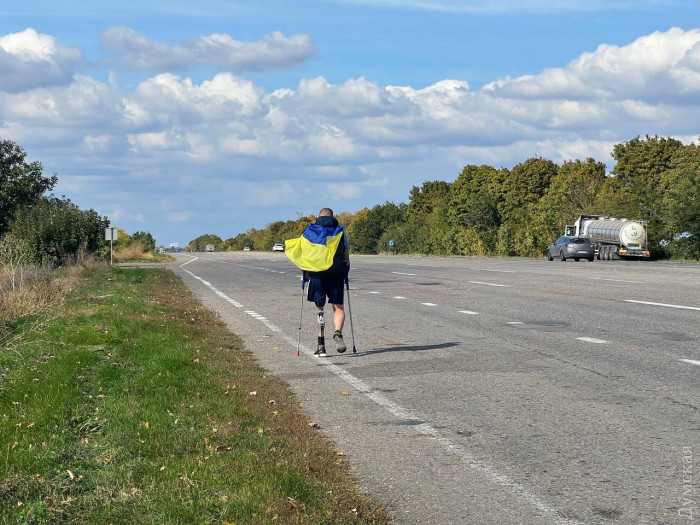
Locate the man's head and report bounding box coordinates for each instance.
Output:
[318,208,334,217]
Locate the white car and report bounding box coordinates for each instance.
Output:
[243,246,251,251]
[272,243,284,252]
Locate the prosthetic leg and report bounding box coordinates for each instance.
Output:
[314,305,327,356]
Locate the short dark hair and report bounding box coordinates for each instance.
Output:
[318,208,333,217]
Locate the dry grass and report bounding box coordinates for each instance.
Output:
[112,244,155,262]
[0,261,99,349]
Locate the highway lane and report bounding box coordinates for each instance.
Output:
[173,253,699,524]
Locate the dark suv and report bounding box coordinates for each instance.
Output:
[547,236,595,262]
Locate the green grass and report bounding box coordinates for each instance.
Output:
[0,268,389,524]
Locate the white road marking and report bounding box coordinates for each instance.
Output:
[468,281,509,287]
[679,359,700,367]
[624,300,700,311]
[459,310,479,315]
[421,303,437,306]
[576,337,608,344]
[393,296,406,299]
[392,271,416,276]
[181,266,586,525]
[180,255,198,267]
[369,291,380,294]
[507,321,524,325]
[589,278,643,284]
[479,268,516,273]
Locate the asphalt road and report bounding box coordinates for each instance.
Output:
[172,253,699,525]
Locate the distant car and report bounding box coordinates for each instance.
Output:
[547,236,595,262]
[272,243,285,252]
[243,246,251,251]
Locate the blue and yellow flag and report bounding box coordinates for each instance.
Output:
[285,224,344,272]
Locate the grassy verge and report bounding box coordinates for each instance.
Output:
[0,267,390,524]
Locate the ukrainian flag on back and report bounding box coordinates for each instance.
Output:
[285,224,344,272]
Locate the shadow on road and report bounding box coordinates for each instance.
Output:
[356,341,460,356]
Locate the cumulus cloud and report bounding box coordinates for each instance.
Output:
[100,26,314,72]
[0,28,83,92]
[3,26,700,242]
[484,28,700,103]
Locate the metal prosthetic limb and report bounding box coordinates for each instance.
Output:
[317,306,326,352]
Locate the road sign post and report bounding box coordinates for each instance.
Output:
[105,227,117,265]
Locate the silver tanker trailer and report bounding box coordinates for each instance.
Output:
[564,214,650,260]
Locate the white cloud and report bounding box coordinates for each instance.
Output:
[101,26,314,72]
[4,26,700,243]
[169,210,195,223]
[0,28,83,92]
[484,28,700,103]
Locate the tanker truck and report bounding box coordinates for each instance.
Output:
[564,214,650,260]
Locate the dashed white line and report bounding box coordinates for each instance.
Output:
[421,303,437,306]
[468,281,509,287]
[459,310,479,315]
[589,277,643,284]
[507,321,524,325]
[393,296,406,299]
[576,337,608,344]
[392,271,416,276]
[679,359,700,367]
[369,291,380,294]
[624,300,700,311]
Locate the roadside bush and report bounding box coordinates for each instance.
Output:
[4,196,109,267]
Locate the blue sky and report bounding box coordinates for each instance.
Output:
[1,1,699,246]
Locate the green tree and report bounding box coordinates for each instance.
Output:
[607,135,685,254]
[131,231,156,252]
[499,158,558,223]
[661,144,700,259]
[4,196,109,266]
[347,202,405,254]
[405,181,451,254]
[448,165,503,254]
[0,139,58,236]
[188,234,223,252]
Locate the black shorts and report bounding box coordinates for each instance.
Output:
[307,275,344,307]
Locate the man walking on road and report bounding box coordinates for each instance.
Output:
[285,208,350,356]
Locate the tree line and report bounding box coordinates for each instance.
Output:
[0,139,160,268]
[193,135,700,260]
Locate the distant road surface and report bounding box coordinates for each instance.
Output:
[173,253,699,525]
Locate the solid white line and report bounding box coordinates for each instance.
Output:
[459,310,479,315]
[624,300,700,311]
[421,302,437,306]
[679,359,700,367]
[576,337,608,344]
[468,281,509,287]
[589,277,643,284]
[181,267,585,525]
[392,271,416,276]
[179,256,198,267]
